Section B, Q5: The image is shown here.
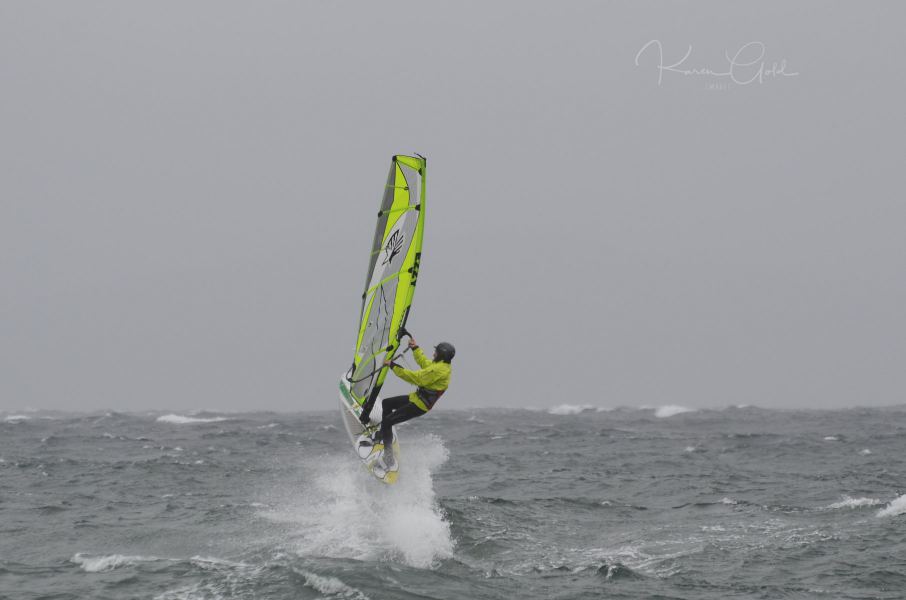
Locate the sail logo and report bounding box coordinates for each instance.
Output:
[382,230,404,266]
[410,252,421,285]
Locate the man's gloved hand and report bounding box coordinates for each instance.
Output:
[408,338,418,349]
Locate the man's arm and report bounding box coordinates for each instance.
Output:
[412,346,433,369]
[391,363,442,388]
[406,337,433,369]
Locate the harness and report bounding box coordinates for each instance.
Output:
[416,387,445,411]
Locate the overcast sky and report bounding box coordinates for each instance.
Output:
[2,1,904,412]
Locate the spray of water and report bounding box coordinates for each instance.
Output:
[262,434,453,569]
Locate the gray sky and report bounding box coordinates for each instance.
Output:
[2,1,904,412]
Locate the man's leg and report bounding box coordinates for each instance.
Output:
[381,395,411,416]
[358,395,409,455]
[378,402,425,468]
[379,400,426,450]
[361,389,407,425]
[377,396,410,439]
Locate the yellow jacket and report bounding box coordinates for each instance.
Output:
[391,347,451,411]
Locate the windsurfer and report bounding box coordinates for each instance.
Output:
[359,337,454,468]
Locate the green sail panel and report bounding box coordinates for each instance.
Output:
[346,155,426,407]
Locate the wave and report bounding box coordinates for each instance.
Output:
[3,415,31,422]
[260,434,453,569]
[528,561,641,580]
[461,495,648,512]
[672,497,741,509]
[296,569,371,600]
[71,553,159,572]
[547,404,610,415]
[153,556,261,600]
[548,404,593,415]
[877,494,906,518]
[596,562,642,580]
[654,405,696,418]
[156,414,228,424]
[825,496,882,510]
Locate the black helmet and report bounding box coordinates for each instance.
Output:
[434,342,456,363]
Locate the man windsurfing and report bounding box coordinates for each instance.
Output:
[358,336,454,468]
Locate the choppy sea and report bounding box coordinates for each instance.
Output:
[2,404,906,600]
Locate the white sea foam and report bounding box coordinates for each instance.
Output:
[156,414,227,424]
[71,553,157,572]
[189,555,250,569]
[296,569,370,600]
[655,405,696,418]
[823,436,839,441]
[153,557,260,600]
[548,404,594,415]
[591,543,688,579]
[4,415,31,422]
[825,495,882,510]
[261,434,453,569]
[859,448,872,455]
[684,446,697,453]
[154,583,206,600]
[877,494,906,518]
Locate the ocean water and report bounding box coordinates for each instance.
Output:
[2,405,906,599]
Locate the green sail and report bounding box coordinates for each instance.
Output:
[345,155,426,408]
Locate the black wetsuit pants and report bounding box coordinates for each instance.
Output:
[380,395,426,448]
